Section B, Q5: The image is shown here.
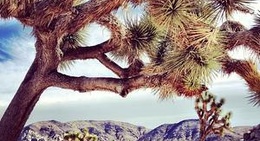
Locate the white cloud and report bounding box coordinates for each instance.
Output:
[0,18,19,26]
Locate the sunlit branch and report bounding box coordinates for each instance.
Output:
[50,71,166,97]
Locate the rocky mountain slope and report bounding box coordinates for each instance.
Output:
[138,119,252,141]
[19,119,253,141]
[244,124,260,141]
[19,120,149,141]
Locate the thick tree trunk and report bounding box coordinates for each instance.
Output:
[199,132,207,141]
[0,60,48,141]
[199,120,207,141]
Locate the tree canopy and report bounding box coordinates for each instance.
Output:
[0,0,260,140]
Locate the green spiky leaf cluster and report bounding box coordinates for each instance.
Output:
[125,16,158,50]
[203,0,254,21]
[58,27,88,71]
[143,22,225,97]
[112,16,159,62]
[147,0,197,29]
[61,27,88,50]
[254,11,260,28]
[248,91,260,107]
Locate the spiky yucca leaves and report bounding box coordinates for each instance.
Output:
[112,16,159,63]
[151,74,208,99]
[203,0,254,22]
[195,91,231,141]
[73,0,86,6]
[61,26,88,50]
[97,14,124,47]
[230,60,260,106]
[142,33,174,76]
[163,25,225,85]
[147,0,197,29]
[58,27,88,71]
[153,80,178,99]
[248,91,260,107]
[254,11,260,28]
[143,21,225,98]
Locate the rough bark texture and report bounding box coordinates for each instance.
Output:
[0,59,51,140]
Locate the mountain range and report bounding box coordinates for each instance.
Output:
[19,119,254,141]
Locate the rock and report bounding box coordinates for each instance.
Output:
[244,124,260,141]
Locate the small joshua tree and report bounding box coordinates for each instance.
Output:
[195,91,231,141]
[64,128,97,141]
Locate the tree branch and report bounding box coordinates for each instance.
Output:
[222,58,260,88]
[1,0,74,26]
[96,54,126,78]
[49,71,166,97]
[62,40,116,61]
[225,27,260,54]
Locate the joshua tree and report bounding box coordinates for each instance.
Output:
[64,128,98,141]
[0,0,259,140]
[195,92,231,141]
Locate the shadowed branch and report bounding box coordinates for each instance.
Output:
[222,58,260,106]
[96,54,126,78]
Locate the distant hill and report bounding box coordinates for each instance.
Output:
[138,119,252,141]
[19,119,253,141]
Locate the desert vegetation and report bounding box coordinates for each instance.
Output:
[64,128,97,141]
[195,91,231,141]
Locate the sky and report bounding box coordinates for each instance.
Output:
[0,2,260,129]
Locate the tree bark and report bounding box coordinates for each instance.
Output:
[0,60,49,141]
[199,134,206,141]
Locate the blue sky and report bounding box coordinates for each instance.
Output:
[1,3,260,129]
